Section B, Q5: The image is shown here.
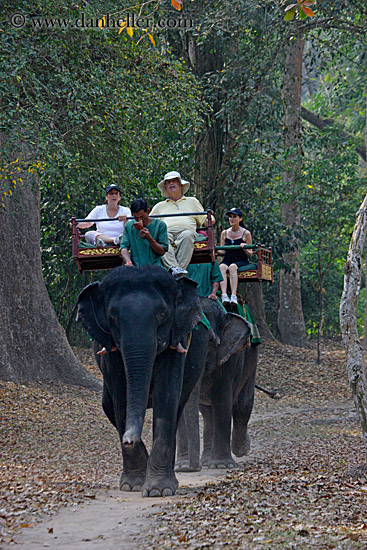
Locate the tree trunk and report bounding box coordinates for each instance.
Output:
[365,91,367,351]
[340,193,367,457]
[277,33,308,348]
[317,273,325,365]
[240,283,275,342]
[0,146,100,390]
[181,34,227,233]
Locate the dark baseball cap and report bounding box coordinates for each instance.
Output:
[105,184,121,194]
[225,207,243,217]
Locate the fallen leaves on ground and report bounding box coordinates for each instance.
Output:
[0,347,151,544]
[147,340,367,549]
[1,340,366,549]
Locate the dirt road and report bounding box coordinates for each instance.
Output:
[2,341,366,549]
[3,469,231,549]
[4,397,361,550]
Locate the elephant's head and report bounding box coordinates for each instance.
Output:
[200,298,251,369]
[77,265,202,445]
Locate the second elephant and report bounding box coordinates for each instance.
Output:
[176,298,258,471]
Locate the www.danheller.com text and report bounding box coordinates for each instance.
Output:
[9,11,195,30]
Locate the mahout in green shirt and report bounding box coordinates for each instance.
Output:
[120,218,168,267]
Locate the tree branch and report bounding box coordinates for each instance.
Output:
[301,106,366,162]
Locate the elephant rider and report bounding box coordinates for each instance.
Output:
[76,184,131,246]
[150,171,215,277]
[99,198,185,355]
[119,198,168,267]
[219,207,253,305]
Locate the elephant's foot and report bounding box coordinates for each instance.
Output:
[232,431,251,457]
[120,472,146,492]
[141,476,179,497]
[208,458,236,469]
[202,454,236,469]
[175,458,201,472]
[201,453,211,467]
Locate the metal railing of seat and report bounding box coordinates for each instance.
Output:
[71,210,216,273]
[75,210,211,223]
[71,210,272,282]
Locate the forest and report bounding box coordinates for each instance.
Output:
[0,1,366,351]
[2,0,367,373]
[2,1,367,547]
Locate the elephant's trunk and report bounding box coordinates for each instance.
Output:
[120,339,156,447]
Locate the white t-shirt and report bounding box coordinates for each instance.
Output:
[86,205,132,238]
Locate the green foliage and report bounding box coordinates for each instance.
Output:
[296,15,367,339]
[0,0,206,339]
[299,125,364,337]
[2,0,367,345]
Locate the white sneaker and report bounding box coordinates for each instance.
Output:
[230,295,238,304]
[221,293,230,304]
[170,266,188,279]
[96,238,106,247]
[113,235,121,245]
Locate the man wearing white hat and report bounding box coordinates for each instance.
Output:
[150,171,214,274]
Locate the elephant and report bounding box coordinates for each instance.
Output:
[175,297,258,471]
[76,265,212,497]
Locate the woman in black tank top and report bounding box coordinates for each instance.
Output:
[219,208,253,305]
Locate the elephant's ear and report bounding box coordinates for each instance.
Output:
[218,313,251,366]
[76,282,113,350]
[171,277,202,347]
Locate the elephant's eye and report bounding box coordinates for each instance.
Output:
[157,310,167,323]
[109,311,117,321]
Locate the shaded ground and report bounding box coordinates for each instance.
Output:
[1,341,367,549]
[148,342,367,549]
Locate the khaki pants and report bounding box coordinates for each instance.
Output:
[162,228,196,269]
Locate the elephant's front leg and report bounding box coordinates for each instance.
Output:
[100,352,149,492]
[175,381,201,472]
[120,440,149,491]
[231,352,257,457]
[208,377,236,469]
[142,351,185,497]
[117,387,149,492]
[103,382,149,489]
[200,403,214,467]
[175,414,190,471]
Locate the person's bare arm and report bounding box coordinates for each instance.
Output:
[208,281,219,300]
[216,230,226,255]
[240,230,253,256]
[120,248,133,266]
[203,214,215,227]
[139,228,166,256]
[76,221,93,229]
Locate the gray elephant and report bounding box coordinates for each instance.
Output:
[77,265,212,497]
[175,298,258,471]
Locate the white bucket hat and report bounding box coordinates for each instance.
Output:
[157,171,190,197]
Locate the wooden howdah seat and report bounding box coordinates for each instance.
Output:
[215,245,273,284]
[71,210,215,273]
[238,247,273,283]
[71,210,272,283]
